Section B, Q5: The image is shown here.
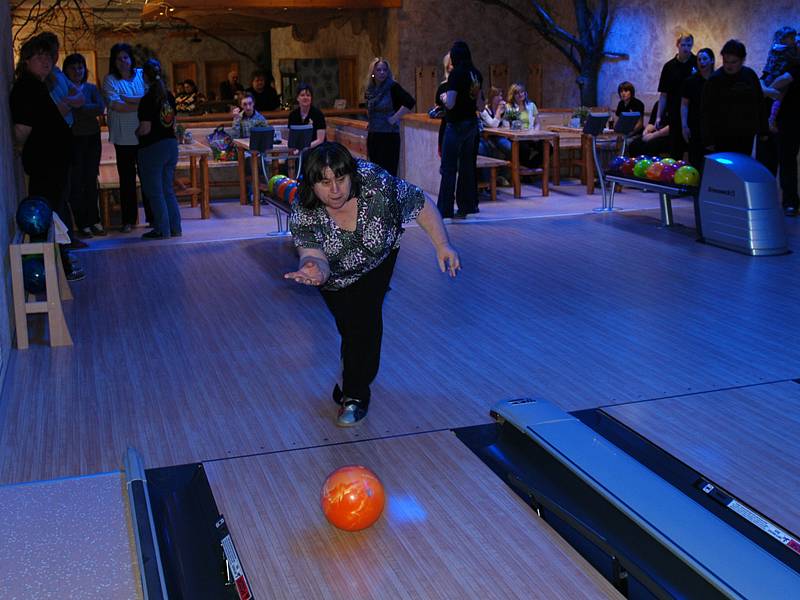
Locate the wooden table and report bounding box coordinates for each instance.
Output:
[483,128,558,198]
[99,139,213,220]
[232,138,295,216]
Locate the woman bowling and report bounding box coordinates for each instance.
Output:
[285,142,460,427]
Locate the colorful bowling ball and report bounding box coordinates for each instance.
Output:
[661,158,677,166]
[283,181,298,204]
[16,197,52,238]
[633,159,653,178]
[321,465,385,532]
[646,161,666,180]
[620,157,637,176]
[659,164,678,183]
[275,179,292,200]
[673,165,700,186]
[268,175,287,194]
[609,155,627,172]
[22,255,46,294]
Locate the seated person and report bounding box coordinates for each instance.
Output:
[246,69,281,112]
[177,79,200,114]
[504,82,542,167]
[220,70,244,101]
[478,86,510,185]
[628,101,671,157]
[613,81,645,135]
[231,93,268,138]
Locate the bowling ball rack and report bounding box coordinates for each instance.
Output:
[605,172,699,228]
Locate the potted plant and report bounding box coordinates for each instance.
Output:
[571,106,591,128]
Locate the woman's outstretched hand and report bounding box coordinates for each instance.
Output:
[436,243,461,277]
[284,260,326,286]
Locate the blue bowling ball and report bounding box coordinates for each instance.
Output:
[609,155,627,172]
[22,255,46,294]
[16,197,52,238]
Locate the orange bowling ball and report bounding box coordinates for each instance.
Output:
[321,465,385,531]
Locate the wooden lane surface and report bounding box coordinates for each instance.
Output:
[483,128,558,198]
[1,216,798,484]
[232,138,295,215]
[204,430,622,600]
[602,381,800,536]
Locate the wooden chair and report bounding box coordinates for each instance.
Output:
[476,155,511,202]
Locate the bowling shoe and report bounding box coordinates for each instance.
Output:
[337,399,368,427]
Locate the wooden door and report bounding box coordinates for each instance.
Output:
[489,64,508,96]
[415,65,438,113]
[204,61,239,101]
[172,61,197,94]
[337,56,358,109]
[527,64,543,108]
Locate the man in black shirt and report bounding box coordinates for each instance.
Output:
[246,69,281,112]
[219,70,244,102]
[657,33,697,159]
[768,65,800,215]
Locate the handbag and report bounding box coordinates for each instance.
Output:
[206,126,237,161]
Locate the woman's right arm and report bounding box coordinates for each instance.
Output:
[284,247,330,286]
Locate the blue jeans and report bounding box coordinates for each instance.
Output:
[138,138,180,235]
[437,119,479,217]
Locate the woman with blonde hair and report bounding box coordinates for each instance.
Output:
[365,57,415,175]
[504,82,541,167]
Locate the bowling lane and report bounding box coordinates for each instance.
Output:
[204,431,621,599]
[602,381,800,537]
[0,472,142,599]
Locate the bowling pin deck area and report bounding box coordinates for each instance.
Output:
[1,205,799,598]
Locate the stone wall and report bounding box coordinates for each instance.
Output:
[0,2,25,372]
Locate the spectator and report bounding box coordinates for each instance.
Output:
[64,53,107,238]
[628,101,671,157]
[288,82,327,151]
[135,59,180,239]
[681,47,715,170]
[247,69,281,112]
[434,52,453,155]
[220,70,244,101]
[504,82,541,167]
[657,33,697,159]
[365,57,415,176]
[478,86,510,186]
[231,92,268,138]
[10,33,84,280]
[103,42,149,232]
[764,64,800,216]
[701,39,765,155]
[437,40,483,219]
[613,81,645,135]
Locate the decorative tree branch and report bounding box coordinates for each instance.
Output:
[477,0,629,105]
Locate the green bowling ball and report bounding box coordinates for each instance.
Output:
[268,175,288,194]
[673,165,700,186]
[633,159,653,178]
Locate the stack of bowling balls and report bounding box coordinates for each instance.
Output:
[22,255,47,294]
[607,155,700,187]
[16,196,52,240]
[267,174,300,206]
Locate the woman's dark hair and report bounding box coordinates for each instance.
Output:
[721,39,747,59]
[14,34,54,81]
[63,53,88,83]
[296,82,313,98]
[297,142,361,209]
[617,81,635,96]
[108,43,134,79]
[142,58,168,106]
[697,47,715,63]
[183,79,198,94]
[449,40,473,67]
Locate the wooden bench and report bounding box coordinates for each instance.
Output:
[476,155,511,202]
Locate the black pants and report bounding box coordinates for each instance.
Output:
[114,144,151,226]
[70,133,101,229]
[28,167,75,274]
[778,128,800,209]
[320,249,399,405]
[367,132,401,176]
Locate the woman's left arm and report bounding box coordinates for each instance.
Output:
[415,195,460,277]
[136,121,151,137]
